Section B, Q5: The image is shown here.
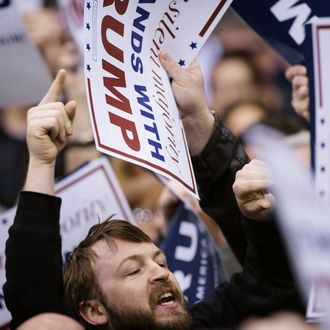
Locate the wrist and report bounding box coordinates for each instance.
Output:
[183,109,215,156]
[24,157,56,195]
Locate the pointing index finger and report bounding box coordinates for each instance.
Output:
[39,69,66,105]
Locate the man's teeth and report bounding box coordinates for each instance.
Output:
[158,292,174,305]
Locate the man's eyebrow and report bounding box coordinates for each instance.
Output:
[117,249,165,270]
[153,250,166,260]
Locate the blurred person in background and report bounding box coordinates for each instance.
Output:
[0,0,99,210]
[221,101,271,138]
[210,50,281,117]
[0,0,65,211]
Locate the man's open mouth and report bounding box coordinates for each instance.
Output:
[157,291,176,305]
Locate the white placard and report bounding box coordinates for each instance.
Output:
[246,126,330,326]
[305,18,330,322]
[84,0,232,198]
[0,1,52,108]
[311,19,330,204]
[0,156,133,328]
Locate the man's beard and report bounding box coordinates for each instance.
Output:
[98,285,192,330]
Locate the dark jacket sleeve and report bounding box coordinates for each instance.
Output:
[190,116,305,329]
[192,114,250,265]
[191,218,305,329]
[3,191,72,329]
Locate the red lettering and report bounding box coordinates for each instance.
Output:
[101,15,124,62]
[102,59,131,114]
[103,0,129,15]
[108,113,141,151]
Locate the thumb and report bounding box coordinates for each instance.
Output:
[39,69,66,105]
[159,51,187,81]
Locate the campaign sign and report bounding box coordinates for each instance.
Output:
[163,202,226,307]
[84,0,233,198]
[303,18,330,322]
[246,126,330,325]
[0,0,51,108]
[0,156,133,328]
[232,0,330,64]
[305,19,330,205]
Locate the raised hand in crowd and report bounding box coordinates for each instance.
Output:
[233,159,274,220]
[285,64,309,122]
[159,51,215,156]
[24,69,76,195]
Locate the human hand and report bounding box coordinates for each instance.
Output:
[26,69,76,166]
[285,65,309,122]
[232,159,274,220]
[159,51,214,155]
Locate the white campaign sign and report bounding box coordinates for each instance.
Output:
[84,0,232,198]
[0,157,133,328]
[305,18,330,322]
[310,19,330,205]
[0,1,51,108]
[246,126,330,326]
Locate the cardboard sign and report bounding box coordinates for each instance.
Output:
[163,202,226,306]
[232,0,330,64]
[84,0,233,198]
[302,18,330,322]
[0,157,133,327]
[305,19,330,204]
[0,0,51,108]
[246,125,330,326]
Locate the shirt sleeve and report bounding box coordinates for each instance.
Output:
[192,114,250,265]
[3,191,72,329]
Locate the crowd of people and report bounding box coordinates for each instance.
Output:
[1,1,318,330]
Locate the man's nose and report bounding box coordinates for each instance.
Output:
[149,262,170,283]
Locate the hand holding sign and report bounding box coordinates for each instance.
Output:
[159,51,215,156]
[233,159,274,220]
[26,69,76,166]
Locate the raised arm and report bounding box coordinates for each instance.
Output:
[159,52,249,264]
[4,70,76,329]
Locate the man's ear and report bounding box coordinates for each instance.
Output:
[79,300,108,326]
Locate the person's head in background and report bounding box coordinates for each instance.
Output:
[211,50,281,116]
[111,159,165,243]
[19,0,64,74]
[222,100,271,138]
[215,9,287,81]
[244,113,310,166]
[17,313,84,330]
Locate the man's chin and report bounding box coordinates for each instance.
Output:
[154,307,192,330]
